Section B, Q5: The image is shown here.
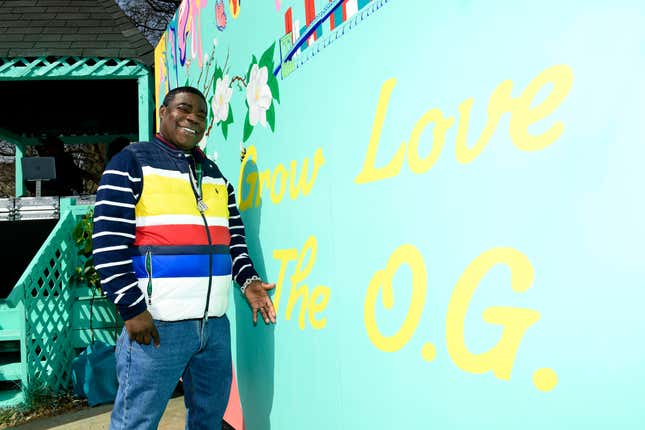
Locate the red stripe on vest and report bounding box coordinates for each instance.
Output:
[134,225,231,246]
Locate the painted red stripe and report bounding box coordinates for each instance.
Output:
[305,0,315,25]
[134,225,230,246]
[330,0,335,29]
[342,0,348,21]
[285,7,293,36]
[305,0,316,41]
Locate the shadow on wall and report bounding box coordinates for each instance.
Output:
[233,158,274,430]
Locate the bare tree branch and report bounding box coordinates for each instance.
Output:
[117,0,180,45]
[136,22,168,32]
[145,0,180,14]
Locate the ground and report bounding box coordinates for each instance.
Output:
[0,393,88,429]
[0,394,236,429]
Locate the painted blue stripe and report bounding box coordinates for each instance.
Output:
[132,254,232,278]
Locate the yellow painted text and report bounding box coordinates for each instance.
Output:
[239,145,326,210]
[272,236,330,330]
[356,65,574,183]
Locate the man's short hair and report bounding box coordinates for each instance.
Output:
[162,86,207,107]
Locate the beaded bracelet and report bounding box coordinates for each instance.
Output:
[240,275,261,295]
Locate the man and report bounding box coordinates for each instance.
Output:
[93,86,276,430]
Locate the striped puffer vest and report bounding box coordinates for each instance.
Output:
[128,142,232,321]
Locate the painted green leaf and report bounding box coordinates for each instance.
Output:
[221,103,234,140]
[259,42,276,69]
[243,111,253,142]
[225,103,234,125]
[214,65,223,81]
[268,75,280,104]
[222,121,229,139]
[184,78,190,86]
[207,95,214,123]
[267,103,276,133]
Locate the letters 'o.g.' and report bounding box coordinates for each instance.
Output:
[364,244,558,392]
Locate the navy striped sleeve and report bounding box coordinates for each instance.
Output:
[226,182,260,287]
[92,149,146,320]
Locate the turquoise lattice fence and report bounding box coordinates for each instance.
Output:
[17,210,77,392]
[2,201,121,404]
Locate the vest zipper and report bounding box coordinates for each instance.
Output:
[188,158,214,322]
[201,213,214,322]
[145,247,153,305]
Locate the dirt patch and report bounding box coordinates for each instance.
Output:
[0,393,88,429]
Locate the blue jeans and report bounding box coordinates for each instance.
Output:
[109,316,232,430]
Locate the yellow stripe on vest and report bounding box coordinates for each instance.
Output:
[136,174,229,218]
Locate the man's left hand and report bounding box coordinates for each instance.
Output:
[244,280,277,324]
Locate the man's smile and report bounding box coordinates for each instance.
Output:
[179,126,199,135]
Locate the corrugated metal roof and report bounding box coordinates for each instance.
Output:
[0,0,153,64]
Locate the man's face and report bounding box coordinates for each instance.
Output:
[158,92,207,151]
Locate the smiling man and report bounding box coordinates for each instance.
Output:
[92,86,276,430]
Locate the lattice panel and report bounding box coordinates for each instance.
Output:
[7,206,123,395]
[22,213,77,392]
[72,296,122,348]
[0,56,148,80]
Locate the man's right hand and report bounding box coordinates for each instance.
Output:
[124,310,160,347]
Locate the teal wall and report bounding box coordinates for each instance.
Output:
[155,1,645,428]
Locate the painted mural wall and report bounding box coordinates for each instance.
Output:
[155,1,645,428]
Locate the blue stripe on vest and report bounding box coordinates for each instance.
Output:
[132,254,232,278]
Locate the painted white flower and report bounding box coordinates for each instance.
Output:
[212,74,233,123]
[245,64,272,127]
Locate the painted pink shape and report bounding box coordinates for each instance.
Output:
[223,370,245,430]
[176,0,208,68]
[275,0,281,11]
[176,1,190,66]
[191,0,208,67]
[216,0,227,31]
